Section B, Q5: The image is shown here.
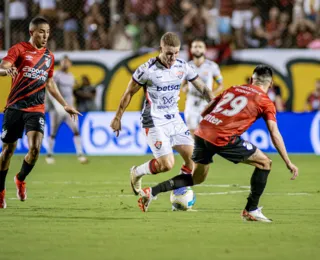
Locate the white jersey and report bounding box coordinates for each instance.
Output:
[53,70,75,105]
[185,59,222,112]
[133,57,198,128]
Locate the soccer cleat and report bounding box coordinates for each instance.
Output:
[0,190,6,209]
[130,166,142,195]
[241,207,272,223]
[138,187,156,212]
[14,175,27,201]
[78,155,89,164]
[45,155,55,164]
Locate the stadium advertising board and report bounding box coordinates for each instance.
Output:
[0,49,320,112]
[0,112,319,155]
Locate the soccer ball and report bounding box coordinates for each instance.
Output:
[170,187,196,211]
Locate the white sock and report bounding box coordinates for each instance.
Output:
[47,137,55,156]
[135,161,152,177]
[73,135,83,156]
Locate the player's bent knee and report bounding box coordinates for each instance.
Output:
[1,144,16,160]
[28,145,40,158]
[160,161,174,172]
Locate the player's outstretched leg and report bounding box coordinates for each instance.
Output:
[0,142,17,208]
[130,153,174,195]
[15,131,42,201]
[241,148,272,222]
[138,163,209,212]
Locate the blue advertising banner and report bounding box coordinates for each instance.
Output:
[0,112,319,155]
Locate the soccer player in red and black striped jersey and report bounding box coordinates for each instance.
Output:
[138,65,299,222]
[0,17,81,209]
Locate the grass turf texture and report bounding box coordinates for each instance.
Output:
[0,155,319,260]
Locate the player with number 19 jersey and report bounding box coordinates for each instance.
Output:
[197,84,276,146]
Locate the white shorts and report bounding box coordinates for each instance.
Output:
[49,110,79,136]
[143,121,194,159]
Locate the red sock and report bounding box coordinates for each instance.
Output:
[181,165,192,175]
[149,159,159,174]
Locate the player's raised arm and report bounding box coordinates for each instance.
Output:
[190,76,215,102]
[266,120,298,180]
[110,79,142,137]
[46,77,82,120]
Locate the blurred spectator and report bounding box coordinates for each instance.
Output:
[265,6,280,47]
[84,2,108,50]
[243,7,269,48]
[183,2,209,43]
[268,84,286,111]
[304,79,320,111]
[204,0,219,44]
[219,0,233,39]
[33,0,57,50]
[231,0,253,49]
[9,0,28,45]
[303,0,320,21]
[59,0,83,50]
[277,12,292,47]
[125,14,141,50]
[74,76,97,112]
[156,0,175,34]
[0,1,3,50]
[109,15,133,50]
[289,16,316,48]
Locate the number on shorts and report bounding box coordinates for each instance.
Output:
[213,93,248,117]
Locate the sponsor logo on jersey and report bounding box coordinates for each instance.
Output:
[154,141,162,150]
[162,96,174,104]
[22,66,48,81]
[203,114,223,125]
[156,85,180,91]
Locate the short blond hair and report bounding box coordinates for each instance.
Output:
[160,32,181,47]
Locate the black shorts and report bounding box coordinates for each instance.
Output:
[192,135,257,165]
[1,108,45,143]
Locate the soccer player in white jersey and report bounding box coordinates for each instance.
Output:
[110,32,214,195]
[183,39,224,137]
[45,56,88,164]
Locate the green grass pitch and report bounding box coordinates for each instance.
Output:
[0,154,319,260]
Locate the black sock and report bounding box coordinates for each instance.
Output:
[17,160,35,181]
[0,169,9,191]
[245,168,270,212]
[151,174,194,197]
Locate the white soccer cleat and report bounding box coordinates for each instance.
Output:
[130,166,142,195]
[78,155,89,164]
[138,187,156,212]
[241,207,272,223]
[45,156,55,164]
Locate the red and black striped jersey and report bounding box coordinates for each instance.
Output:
[2,42,54,113]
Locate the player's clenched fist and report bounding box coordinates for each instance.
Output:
[5,67,18,77]
[110,117,121,137]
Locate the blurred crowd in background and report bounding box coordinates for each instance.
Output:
[1,0,320,52]
[0,0,319,112]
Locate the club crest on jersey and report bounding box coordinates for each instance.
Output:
[176,71,184,79]
[154,141,162,150]
[45,57,51,68]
